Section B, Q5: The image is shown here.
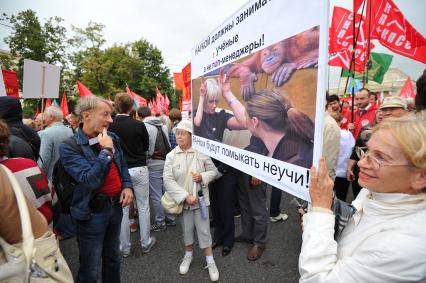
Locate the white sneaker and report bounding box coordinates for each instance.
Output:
[205,262,219,282]
[179,255,193,275]
[270,213,289,223]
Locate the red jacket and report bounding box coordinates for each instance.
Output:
[340,108,353,130]
[353,104,378,138]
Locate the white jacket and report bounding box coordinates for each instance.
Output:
[163,146,218,210]
[299,189,426,283]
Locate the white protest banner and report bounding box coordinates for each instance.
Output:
[191,0,329,201]
[23,59,61,98]
[0,66,6,97]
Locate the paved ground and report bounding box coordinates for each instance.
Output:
[60,190,304,282]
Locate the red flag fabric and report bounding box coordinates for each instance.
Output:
[329,6,374,71]
[399,77,416,99]
[126,86,147,107]
[76,80,94,97]
[60,92,69,117]
[369,0,426,64]
[155,86,165,105]
[45,98,52,109]
[35,106,40,118]
[150,99,159,115]
[2,70,19,97]
[354,0,364,13]
[173,72,185,90]
[182,63,191,101]
[165,94,170,107]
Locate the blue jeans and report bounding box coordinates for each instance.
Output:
[74,198,123,283]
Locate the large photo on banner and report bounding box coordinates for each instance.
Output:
[191,0,329,201]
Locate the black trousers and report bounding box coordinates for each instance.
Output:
[209,169,237,248]
[334,177,350,202]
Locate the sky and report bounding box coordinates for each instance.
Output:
[1,0,425,88]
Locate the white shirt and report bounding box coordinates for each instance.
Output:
[336,129,355,178]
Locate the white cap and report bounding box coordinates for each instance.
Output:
[176,119,193,134]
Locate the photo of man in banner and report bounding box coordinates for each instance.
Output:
[193,26,319,169]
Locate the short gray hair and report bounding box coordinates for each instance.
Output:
[75,96,112,120]
[44,106,63,121]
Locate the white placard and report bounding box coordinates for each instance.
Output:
[23,59,61,98]
[191,0,329,201]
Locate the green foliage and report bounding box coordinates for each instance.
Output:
[2,10,67,88]
[2,11,175,111]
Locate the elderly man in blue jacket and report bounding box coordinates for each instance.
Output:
[59,96,133,283]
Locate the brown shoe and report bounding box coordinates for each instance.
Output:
[247,244,265,261]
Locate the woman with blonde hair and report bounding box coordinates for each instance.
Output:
[163,120,220,281]
[299,115,426,282]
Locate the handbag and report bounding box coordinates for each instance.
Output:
[0,165,74,282]
[161,150,197,215]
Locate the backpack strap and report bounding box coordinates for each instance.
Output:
[62,137,83,155]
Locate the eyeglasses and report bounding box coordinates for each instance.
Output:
[355,146,411,170]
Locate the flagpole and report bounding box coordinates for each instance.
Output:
[365,0,373,88]
[350,0,366,124]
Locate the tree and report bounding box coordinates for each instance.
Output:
[2,10,67,85]
[131,39,173,100]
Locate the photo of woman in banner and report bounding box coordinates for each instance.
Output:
[244,89,314,168]
[193,69,246,256]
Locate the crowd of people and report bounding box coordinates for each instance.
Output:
[0,70,425,282]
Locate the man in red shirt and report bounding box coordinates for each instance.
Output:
[349,88,378,138]
[59,96,133,283]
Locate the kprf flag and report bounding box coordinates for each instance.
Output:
[369,0,426,64]
[2,70,19,97]
[354,0,364,13]
[341,52,393,84]
[165,94,170,107]
[182,63,191,100]
[60,92,69,117]
[399,77,416,99]
[76,80,94,97]
[329,6,374,71]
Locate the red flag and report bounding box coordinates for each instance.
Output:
[370,0,426,64]
[354,0,364,13]
[35,106,40,118]
[60,92,69,117]
[329,6,374,71]
[173,72,185,90]
[76,80,94,97]
[399,77,416,99]
[182,63,191,100]
[150,99,159,115]
[2,70,19,97]
[45,98,52,109]
[126,85,147,107]
[165,94,170,107]
[155,86,165,105]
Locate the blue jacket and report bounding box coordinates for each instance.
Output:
[59,126,133,220]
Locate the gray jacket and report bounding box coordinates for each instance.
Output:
[143,116,170,170]
[38,122,73,181]
[163,146,218,210]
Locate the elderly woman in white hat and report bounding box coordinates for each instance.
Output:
[163,119,220,282]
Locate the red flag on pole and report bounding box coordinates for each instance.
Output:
[165,94,170,107]
[328,6,374,71]
[35,105,40,118]
[354,0,364,13]
[60,92,69,117]
[2,70,19,97]
[76,80,94,97]
[126,85,147,107]
[45,98,52,109]
[399,77,416,99]
[369,0,426,64]
[173,72,185,90]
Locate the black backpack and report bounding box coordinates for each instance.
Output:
[52,137,82,213]
[149,123,171,160]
